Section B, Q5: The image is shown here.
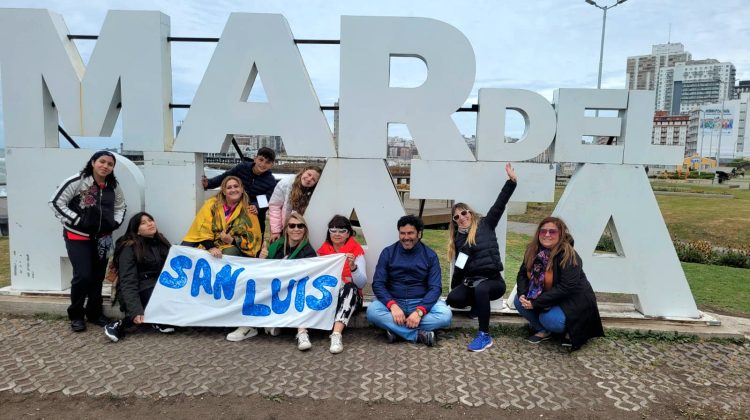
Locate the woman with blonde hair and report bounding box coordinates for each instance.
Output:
[515,217,603,350]
[445,163,517,352]
[182,176,262,258]
[225,211,318,346]
[268,165,323,242]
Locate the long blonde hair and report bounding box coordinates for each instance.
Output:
[214,176,250,212]
[523,216,578,272]
[289,166,322,214]
[448,202,480,261]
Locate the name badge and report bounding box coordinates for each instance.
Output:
[256,195,269,208]
[455,252,469,269]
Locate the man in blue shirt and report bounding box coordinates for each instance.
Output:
[367,215,452,346]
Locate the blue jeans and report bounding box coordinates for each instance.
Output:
[513,295,566,334]
[367,298,452,342]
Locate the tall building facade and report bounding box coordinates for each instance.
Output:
[653,111,689,152]
[684,93,749,161]
[733,80,750,99]
[656,60,736,114]
[626,43,691,92]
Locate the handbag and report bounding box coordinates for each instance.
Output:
[104,260,118,285]
[463,276,487,288]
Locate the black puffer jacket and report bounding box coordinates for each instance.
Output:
[117,237,171,319]
[516,250,604,350]
[451,180,516,288]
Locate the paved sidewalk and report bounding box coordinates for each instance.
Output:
[1,316,748,415]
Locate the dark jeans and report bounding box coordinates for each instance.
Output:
[446,277,506,332]
[65,236,108,321]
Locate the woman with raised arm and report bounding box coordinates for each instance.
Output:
[182,175,262,258]
[515,217,604,350]
[317,215,367,354]
[50,150,127,333]
[446,163,517,352]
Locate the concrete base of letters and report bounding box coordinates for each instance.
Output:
[1,286,744,340]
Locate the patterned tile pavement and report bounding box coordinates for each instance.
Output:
[1,317,749,415]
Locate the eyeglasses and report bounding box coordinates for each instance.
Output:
[328,227,348,234]
[288,223,306,230]
[539,228,559,237]
[452,210,469,221]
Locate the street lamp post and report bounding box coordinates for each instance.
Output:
[585,0,629,116]
[715,86,726,168]
[698,110,705,174]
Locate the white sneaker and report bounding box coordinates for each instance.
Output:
[264,327,281,337]
[296,331,312,351]
[226,327,258,342]
[329,332,343,354]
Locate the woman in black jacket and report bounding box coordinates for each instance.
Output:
[50,150,127,332]
[104,212,172,342]
[515,217,604,350]
[446,163,517,352]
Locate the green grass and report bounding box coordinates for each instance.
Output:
[682,261,750,316]
[0,237,8,288]
[654,184,750,249]
[509,181,750,250]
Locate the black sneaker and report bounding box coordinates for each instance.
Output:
[70,319,86,332]
[104,321,122,342]
[385,329,397,344]
[89,315,112,327]
[152,324,175,334]
[561,333,572,348]
[417,330,435,347]
[527,333,552,344]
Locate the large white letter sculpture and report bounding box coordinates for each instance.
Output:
[0,9,699,318]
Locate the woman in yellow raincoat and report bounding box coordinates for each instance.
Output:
[182,176,262,258]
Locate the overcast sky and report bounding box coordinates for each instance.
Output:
[1,0,749,150]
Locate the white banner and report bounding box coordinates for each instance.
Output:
[144,245,346,328]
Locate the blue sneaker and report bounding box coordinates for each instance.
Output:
[467,331,493,352]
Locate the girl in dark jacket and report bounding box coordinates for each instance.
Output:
[225,211,318,350]
[104,212,172,342]
[515,217,604,351]
[446,163,517,352]
[50,150,127,332]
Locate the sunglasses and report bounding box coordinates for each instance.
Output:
[539,228,560,237]
[452,210,469,221]
[328,227,349,234]
[287,223,306,230]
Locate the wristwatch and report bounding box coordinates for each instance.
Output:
[416,309,424,317]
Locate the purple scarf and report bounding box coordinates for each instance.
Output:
[527,248,550,300]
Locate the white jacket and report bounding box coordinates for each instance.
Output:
[268,177,293,235]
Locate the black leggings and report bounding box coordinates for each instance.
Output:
[446,277,506,332]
